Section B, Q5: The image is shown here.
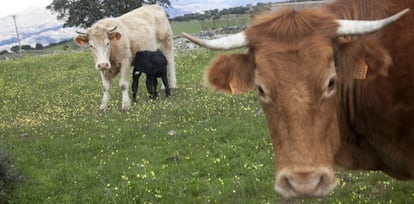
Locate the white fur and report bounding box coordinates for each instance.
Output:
[99,73,111,111]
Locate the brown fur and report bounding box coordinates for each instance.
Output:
[329,0,414,179]
[205,53,255,94]
[201,0,414,197]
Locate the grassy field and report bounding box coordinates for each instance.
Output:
[0,50,414,203]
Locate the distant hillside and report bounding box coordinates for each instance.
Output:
[0,6,78,52]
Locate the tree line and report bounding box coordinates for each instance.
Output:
[1,40,73,55]
[171,5,254,22]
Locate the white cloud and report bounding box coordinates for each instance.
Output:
[0,6,77,51]
[0,0,52,17]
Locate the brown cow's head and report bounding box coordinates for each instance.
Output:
[74,25,121,71]
[182,8,409,198]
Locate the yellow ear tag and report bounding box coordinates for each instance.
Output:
[354,58,368,80]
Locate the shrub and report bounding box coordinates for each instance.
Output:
[0,149,24,203]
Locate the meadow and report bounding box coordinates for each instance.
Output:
[0,49,414,203]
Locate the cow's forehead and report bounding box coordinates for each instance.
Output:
[251,37,336,97]
[88,26,110,41]
[245,8,338,62]
[251,37,335,72]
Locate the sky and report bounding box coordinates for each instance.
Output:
[0,0,284,18]
[0,0,52,17]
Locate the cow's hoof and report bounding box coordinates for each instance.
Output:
[122,104,131,111]
[122,99,131,110]
[98,104,107,112]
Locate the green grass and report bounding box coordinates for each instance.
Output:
[43,41,79,52]
[171,20,204,36]
[0,50,413,203]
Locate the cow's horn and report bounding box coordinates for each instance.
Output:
[108,26,118,33]
[76,31,87,35]
[181,32,248,50]
[336,8,410,35]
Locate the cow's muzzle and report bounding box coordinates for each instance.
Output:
[275,167,337,198]
[97,62,110,70]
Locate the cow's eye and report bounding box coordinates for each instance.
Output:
[106,42,110,46]
[89,44,94,49]
[257,85,265,97]
[257,85,273,103]
[327,78,335,91]
[323,75,337,98]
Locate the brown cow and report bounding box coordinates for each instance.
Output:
[182,0,414,198]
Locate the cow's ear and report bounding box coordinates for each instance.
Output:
[74,35,89,46]
[205,54,255,94]
[109,32,122,41]
[335,38,391,79]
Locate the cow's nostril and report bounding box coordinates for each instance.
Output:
[319,172,325,185]
[98,63,109,69]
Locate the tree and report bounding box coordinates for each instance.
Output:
[0,50,9,55]
[47,0,171,28]
[35,43,44,50]
[21,45,33,50]
[10,46,20,53]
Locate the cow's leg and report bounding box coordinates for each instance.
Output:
[119,61,131,110]
[145,76,155,99]
[132,71,142,103]
[99,73,110,111]
[160,40,176,89]
[165,54,176,89]
[161,72,171,97]
[153,77,159,98]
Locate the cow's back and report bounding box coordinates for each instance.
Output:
[119,5,172,54]
[120,5,167,29]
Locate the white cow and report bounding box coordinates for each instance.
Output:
[74,4,176,111]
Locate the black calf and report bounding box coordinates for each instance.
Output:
[132,49,171,101]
